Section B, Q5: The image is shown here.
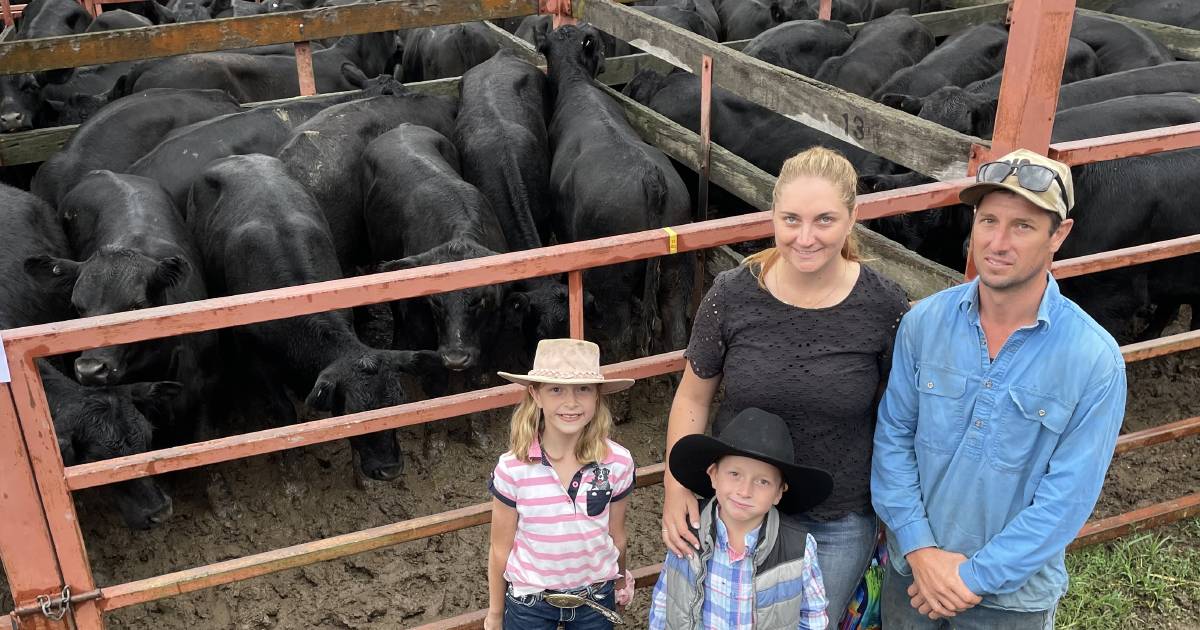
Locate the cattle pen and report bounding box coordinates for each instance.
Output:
[1,0,1200,627]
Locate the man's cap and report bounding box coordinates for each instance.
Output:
[669,407,832,515]
[959,148,1075,220]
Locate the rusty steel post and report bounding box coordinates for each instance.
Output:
[568,270,584,339]
[293,41,317,97]
[540,0,576,29]
[818,0,831,20]
[0,382,71,630]
[988,0,1077,158]
[4,354,103,629]
[693,55,713,314]
[2,0,13,30]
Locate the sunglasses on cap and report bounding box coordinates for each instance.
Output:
[976,161,1070,212]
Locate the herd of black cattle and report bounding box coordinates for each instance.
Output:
[1,0,1198,530]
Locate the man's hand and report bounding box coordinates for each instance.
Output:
[905,547,982,619]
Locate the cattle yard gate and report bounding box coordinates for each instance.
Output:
[2,0,1200,627]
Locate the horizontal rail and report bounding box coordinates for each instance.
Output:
[1115,415,1200,455]
[0,0,539,75]
[97,464,665,612]
[1050,122,1200,165]
[1069,492,1200,550]
[1121,329,1200,363]
[1051,234,1200,279]
[65,353,684,490]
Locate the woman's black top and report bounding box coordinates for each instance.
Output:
[685,263,910,521]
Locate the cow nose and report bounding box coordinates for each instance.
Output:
[75,358,111,385]
[441,350,473,371]
[147,496,174,525]
[0,112,27,131]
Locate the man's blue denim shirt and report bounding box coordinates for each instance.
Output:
[871,274,1127,611]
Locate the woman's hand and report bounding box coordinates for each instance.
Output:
[483,610,503,630]
[661,478,701,557]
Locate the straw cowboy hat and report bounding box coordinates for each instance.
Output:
[498,339,635,394]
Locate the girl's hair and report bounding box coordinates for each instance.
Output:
[509,385,615,464]
[745,146,861,288]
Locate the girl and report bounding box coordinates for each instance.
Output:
[660,147,911,624]
[486,338,638,630]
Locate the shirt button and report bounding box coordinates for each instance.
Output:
[974,419,984,428]
[984,379,993,389]
[1038,409,1047,417]
[926,382,935,389]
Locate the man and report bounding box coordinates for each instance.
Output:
[871,148,1127,629]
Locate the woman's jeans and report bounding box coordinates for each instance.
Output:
[790,509,879,626]
[503,580,616,630]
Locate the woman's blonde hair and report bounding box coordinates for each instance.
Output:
[745,147,861,287]
[509,385,615,464]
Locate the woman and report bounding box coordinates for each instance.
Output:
[660,147,909,624]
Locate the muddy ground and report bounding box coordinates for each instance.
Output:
[2,313,1197,629]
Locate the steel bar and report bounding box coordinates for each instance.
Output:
[854,178,973,221]
[2,0,13,29]
[1069,492,1200,550]
[0,0,540,74]
[987,0,1076,158]
[694,54,713,315]
[293,41,316,97]
[97,463,663,612]
[0,383,71,630]
[1121,329,1200,363]
[1052,234,1200,280]
[1115,416,1200,455]
[1050,122,1200,165]
[818,0,831,20]
[64,353,682,490]
[568,269,584,340]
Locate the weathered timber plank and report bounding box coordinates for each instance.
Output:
[483,19,544,65]
[0,0,538,75]
[898,2,1008,37]
[1077,8,1200,61]
[945,0,1112,9]
[603,85,961,298]
[579,0,980,180]
[0,124,72,167]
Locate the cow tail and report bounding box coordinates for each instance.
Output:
[498,142,544,249]
[638,168,667,356]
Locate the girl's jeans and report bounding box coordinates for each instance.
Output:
[503,580,617,630]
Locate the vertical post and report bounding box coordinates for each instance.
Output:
[568,270,584,340]
[0,382,71,630]
[541,0,576,29]
[988,0,1077,158]
[1,0,13,31]
[5,352,104,629]
[294,41,317,97]
[694,55,713,312]
[818,0,831,20]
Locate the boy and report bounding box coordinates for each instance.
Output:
[649,407,834,629]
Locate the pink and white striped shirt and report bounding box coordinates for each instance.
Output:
[489,438,636,596]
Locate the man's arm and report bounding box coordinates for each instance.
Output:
[959,365,1127,595]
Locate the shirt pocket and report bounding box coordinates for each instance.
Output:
[915,364,970,452]
[586,487,613,517]
[990,386,1075,473]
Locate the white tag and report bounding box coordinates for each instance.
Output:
[0,334,9,384]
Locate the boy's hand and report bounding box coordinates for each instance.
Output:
[483,610,503,630]
[662,479,701,557]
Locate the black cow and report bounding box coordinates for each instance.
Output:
[24,172,218,445]
[634,1,720,40]
[871,22,1008,100]
[1051,93,1200,143]
[1,0,91,132]
[15,0,91,38]
[542,26,693,362]
[1,183,176,530]
[365,124,509,375]
[1057,61,1200,110]
[716,0,816,41]
[276,89,458,275]
[188,154,439,481]
[117,32,398,101]
[516,15,634,57]
[742,19,853,76]
[864,0,942,20]
[1071,13,1173,75]
[31,88,240,206]
[0,71,50,132]
[1108,0,1200,29]
[637,0,721,40]
[84,9,152,31]
[814,10,935,97]
[882,37,1100,137]
[165,0,214,21]
[400,22,500,82]
[129,80,397,211]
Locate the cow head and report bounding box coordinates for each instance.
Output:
[43,91,110,126]
[505,279,598,346]
[881,87,998,138]
[0,73,42,133]
[622,68,668,105]
[305,349,442,481]
[165,0,213,22]
[26,249,191,385]
[379,241,507,372]
[771,0,817,24]
[49,372,180,529]
[538,24,607,81]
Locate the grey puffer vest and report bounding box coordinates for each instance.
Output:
[660,499,814,629]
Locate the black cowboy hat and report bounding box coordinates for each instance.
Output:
[670,407,833,515]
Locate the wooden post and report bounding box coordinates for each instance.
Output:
[818,0,832,20]
[1,0,13,30]
[293,41,316,97]
[539,0,575,29]
[568,270,584,339]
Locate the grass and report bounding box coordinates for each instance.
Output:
[1058,518,1200,630]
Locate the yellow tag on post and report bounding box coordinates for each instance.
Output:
[662,227,678,254]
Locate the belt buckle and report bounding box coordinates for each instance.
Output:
[543,593,624,625]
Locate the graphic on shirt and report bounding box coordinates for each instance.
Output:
[585,465,613,517]
[590,465,611,492]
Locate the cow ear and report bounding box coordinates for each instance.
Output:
[769,0,785,23]
[376,255,421,273]
[151,256,189,293]
[305,379,337,412]
[534,21,551,57]
[24,255,80,287]
[342,62,369,89]
[881,93,923,115]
